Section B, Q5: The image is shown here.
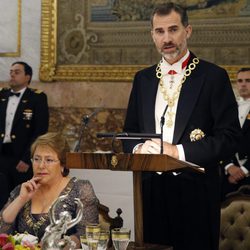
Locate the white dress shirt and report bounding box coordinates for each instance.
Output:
[155,51,190,161]
[225,97,250,175]
[4,88,26,143]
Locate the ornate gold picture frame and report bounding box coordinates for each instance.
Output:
[40,0,147,82]
[0,0,21,57]
[40,0,249,82]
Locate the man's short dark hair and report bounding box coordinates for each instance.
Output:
[12,61,33,84]
[237,68,250,75]
[150,2,189,28]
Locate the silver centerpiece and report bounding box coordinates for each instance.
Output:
[41,195,83,250]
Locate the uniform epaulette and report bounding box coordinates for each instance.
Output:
[31,88,43,94]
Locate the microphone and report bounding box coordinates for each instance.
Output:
[96,132,161,139]
[74,108,102,152]
[160,104,168,154]
[82,108,102,126]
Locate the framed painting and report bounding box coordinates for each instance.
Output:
[40,0,250,82]
[0,0,21,57]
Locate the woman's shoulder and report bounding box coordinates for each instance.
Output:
[71,177,92,186]
[69,177,98,202]
[70,177,95,193]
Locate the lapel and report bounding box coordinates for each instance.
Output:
[0,90,9,117]
[0,90,10,129]
[12,88,31,127]
[142,66,159,133]
[173,54,205,144]
[242,111,250,132]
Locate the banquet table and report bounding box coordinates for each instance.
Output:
[108,242,173,250]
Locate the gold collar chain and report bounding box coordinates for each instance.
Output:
[156,57,199,127]
[23,202,48,237]
[23,179,73,237]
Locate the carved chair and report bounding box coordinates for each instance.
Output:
[98,203,123,248]
[219,185,250,250]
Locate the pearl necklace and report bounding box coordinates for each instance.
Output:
[156,57,199,127]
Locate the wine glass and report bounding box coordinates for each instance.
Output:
[86,224,101,250]
[111,228,131,250]
[97,230,110,250]
[80,234,88,250]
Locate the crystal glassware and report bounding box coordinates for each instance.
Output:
[97,230,110,250]
[86,224,101,250]
[80,235,88,250]
[111,228,131,250]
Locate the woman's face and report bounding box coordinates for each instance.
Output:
[32,145,63,185]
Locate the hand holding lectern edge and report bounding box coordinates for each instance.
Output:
[66,133,204,248]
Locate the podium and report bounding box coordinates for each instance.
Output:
[66,152,203,247]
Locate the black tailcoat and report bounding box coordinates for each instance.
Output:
[221,109,250,199]
[123,52,241,250]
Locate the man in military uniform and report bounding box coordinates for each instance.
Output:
[221,68,250,200]
[0,61,49,205]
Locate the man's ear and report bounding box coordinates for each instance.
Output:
[186,24,192,39]
[151,30,155,42]
[25,75,31,84]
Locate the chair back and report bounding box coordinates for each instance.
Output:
[98,203,123,248]
[220,185,250,250]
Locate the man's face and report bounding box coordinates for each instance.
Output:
[151,11,192,64]
[237,70,250,100]
[9,63,30,91]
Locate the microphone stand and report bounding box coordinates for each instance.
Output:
[74,108,102,152]
[160,105,168,154]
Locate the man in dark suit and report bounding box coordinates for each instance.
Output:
[0,61,49,201]
[123,3,241,250]
[221,68,250,200]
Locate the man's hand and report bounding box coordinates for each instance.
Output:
[227,165,246,183]
[134,139,179,159]
[16,160,30,172]
[161,141,179,159]
[228,175,238,184]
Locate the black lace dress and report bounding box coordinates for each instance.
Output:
[0,177,99,241]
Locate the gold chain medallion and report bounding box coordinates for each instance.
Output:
[156,57,199,127]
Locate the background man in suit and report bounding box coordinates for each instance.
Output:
[123,3,241,250]
[0,61,49,206]
[221,68,250,200]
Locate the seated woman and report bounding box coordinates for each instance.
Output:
[0,132,99,248]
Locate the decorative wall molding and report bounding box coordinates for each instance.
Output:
[40,0,250,82]
[0,0,21,57]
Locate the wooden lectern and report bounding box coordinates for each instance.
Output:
[66,152,202,247]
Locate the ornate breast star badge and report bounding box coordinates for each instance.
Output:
[190,128,205,142]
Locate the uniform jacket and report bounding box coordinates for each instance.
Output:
[123,52,241,171]
[228,110,250,171]
[0,87,49,163]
